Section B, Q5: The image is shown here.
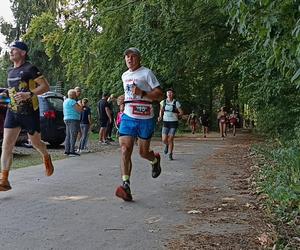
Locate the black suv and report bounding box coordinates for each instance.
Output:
[0,90,65,148]
[38,91,66,147]
[0,88,28,147]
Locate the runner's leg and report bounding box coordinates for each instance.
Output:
[0,127,21,191]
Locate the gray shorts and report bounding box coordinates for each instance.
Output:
[162,121,178,136]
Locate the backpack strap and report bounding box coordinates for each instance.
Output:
[163,99,178,113]
[172,99,177,113]
[163,99,167,111]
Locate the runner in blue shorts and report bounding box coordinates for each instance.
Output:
[115,47,163,201]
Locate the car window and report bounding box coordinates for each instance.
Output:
[46,97,64,111]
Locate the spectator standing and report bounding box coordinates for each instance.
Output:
[74,86,82,101]
[78,98,92,153]
[97,93,112,144]
[63,89,82,156]
[74,86,82,140]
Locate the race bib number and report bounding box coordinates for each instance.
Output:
[131,104,151,116]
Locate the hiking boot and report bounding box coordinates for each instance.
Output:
[43,154,54,176]
[163,144,168,155]
[169,153,173,161]
[151,153,161,178]
[115,181,133,201]
[0,180,12,191]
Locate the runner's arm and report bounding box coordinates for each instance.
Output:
[31,76,50,95]
[158,104,164,122]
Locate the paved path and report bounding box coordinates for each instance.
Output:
[0,133,260,250]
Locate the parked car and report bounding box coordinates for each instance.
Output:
[38,91,66,147]
[0,88,28,148]
[0,90,65,149]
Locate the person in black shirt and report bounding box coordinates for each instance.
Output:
[97,93,112,144]
[78,98,92,152]
[0,41,54,192]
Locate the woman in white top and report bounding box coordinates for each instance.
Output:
[158,88,183,160]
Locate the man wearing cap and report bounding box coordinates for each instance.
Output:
[158,88,183,160]
[115,47,163,201]
[0,41,54,191]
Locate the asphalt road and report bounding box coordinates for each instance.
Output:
[0,136,221,250]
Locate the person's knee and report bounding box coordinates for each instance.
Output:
[168,137,174,144]
[162,136,168,144]
[1,142,14,153]
[121,144,132,158]
[31,138,45,149]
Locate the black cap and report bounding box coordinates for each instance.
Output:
[124,47,141,57]
[10,41,29,52]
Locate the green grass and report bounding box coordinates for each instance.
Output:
[252,143,300,248]
[11,152,66,170]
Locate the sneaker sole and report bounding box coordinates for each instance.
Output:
[115,186,133,201]
[0,184,12,191]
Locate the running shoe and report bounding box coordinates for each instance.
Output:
[0,180,12,191]
[164,144,168,155]
[115,181,133,201]
[43,154,54,176]
[151,153,161,178]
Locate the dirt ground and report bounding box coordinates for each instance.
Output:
[166,132,276,250]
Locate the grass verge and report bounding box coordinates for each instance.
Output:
[252,142,300,249]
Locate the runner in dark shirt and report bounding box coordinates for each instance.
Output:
[0,41,54,192]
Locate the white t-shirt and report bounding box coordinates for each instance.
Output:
[122,66,160,119]
[160,99,181,122]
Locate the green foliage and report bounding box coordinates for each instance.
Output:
[221,1,300,245]
[254,144,300,245]
[20,0,242,118]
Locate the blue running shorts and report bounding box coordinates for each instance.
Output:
[119,114,155,140]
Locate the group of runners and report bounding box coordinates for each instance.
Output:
[217,107,239,138]
[0,41,239,203]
